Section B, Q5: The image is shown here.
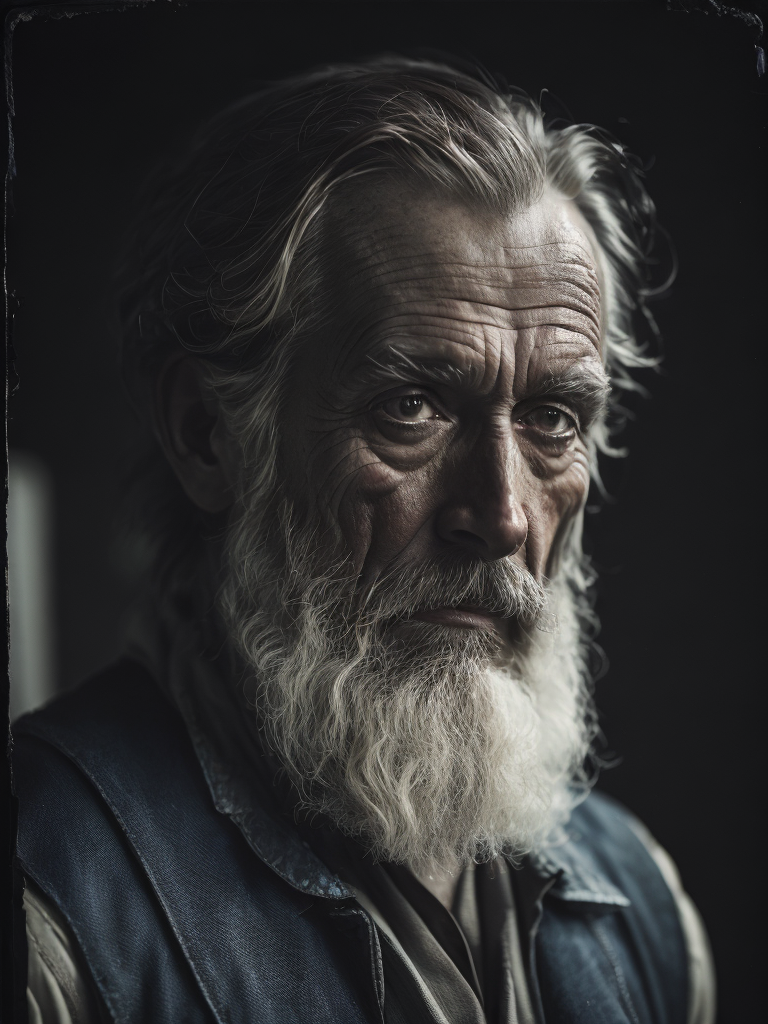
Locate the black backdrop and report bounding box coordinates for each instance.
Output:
[6,2,766,1019]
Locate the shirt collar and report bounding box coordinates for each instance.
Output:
[126,595,355,901]
[126,597,629,909]
[528,837,630,909]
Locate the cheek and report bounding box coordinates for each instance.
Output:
[526,450,590,572]
[338,468,442,577]
[301,428,436,575]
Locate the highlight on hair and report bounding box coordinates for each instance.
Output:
[117,52,661,594]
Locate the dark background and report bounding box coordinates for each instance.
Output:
[6,2,766,1019]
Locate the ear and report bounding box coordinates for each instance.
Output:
[154,355,236,513]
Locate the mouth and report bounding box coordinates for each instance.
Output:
[409,606,502,630]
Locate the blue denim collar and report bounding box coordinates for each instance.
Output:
[128,602,629,911]
[178,657,630,909]
[217,777,631,910]
[529,842,630,908]
[192,706,631,910]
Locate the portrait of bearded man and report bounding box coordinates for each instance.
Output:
[8,6,757,1021]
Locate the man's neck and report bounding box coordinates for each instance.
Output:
[410,861,461,912]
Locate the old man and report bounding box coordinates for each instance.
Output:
[15,56,714,1023]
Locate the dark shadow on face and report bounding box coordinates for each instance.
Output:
[279,182,610,654]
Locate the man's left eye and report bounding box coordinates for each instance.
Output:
[520,406,576,435]
[380,394,439,423]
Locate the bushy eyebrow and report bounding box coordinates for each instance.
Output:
[352,350,485,391]
[527,365,612,428]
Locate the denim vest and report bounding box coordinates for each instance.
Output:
[14,659,688,1023]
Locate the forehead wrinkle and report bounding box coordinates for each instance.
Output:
[513,331,605,402]
[329,307,486,383]
[339,241,596,275]
[331,266,601,360]
[336,249,600,305]
[353,304,600,362]
[322,202,603,382]
[372,272,601,315]
[331,279,601,374]
[339,199,595,262]
[334,212,599,288]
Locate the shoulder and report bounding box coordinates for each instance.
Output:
[568,790,716,1024]
[13,657,195,821]
[568,789,685,899]
[13,661,378,1024]
[13,660,220,1023]
[569,786,651,841]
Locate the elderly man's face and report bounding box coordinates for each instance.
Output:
[281,187,606,648]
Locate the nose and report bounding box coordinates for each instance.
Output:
[435,428,528,562]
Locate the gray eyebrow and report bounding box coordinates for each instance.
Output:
[355,349,485,390]
[528,365,612,427]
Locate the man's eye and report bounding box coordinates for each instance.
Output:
[380,394,439,423]
[521,406,576,435]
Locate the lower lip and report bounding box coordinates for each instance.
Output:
[410,608,498,629]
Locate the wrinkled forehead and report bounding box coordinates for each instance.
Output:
[319,184,603,363]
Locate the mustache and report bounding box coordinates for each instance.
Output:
[354,555,547,626]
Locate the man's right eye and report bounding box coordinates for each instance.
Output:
[378,393,441,424]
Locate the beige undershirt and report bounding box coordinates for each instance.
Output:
[25,882,103,1024]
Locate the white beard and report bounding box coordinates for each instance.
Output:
[219,493,596,875]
